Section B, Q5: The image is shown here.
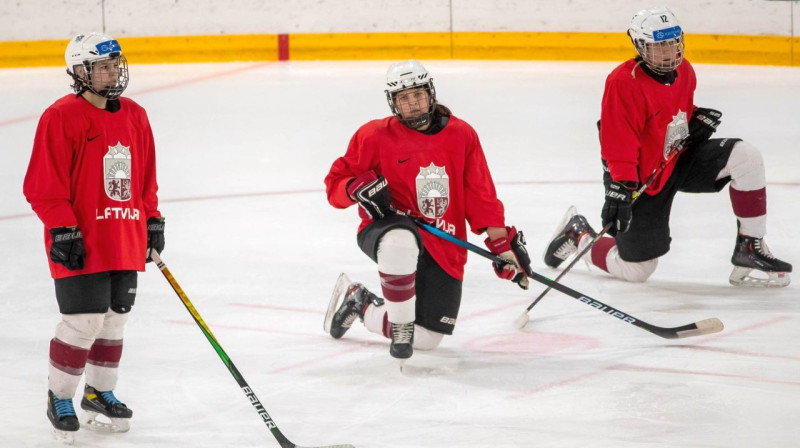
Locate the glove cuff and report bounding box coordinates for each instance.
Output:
[484,226,517,255]
[50,226,82,242]
[147,216,165,232]
[346,170,378,201]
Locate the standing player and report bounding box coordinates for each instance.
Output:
[543,7,791,287]
[323,60,531,364]
[23,32,165,443]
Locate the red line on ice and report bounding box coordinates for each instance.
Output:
[228,302,324,315]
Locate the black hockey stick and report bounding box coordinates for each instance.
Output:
[414,222,723,340]
[150,251,354,448]
[515,138,690,329]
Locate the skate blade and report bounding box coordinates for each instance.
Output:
[83,411,131,433]
[52,428,76,445]
[324,273,352,334]
[729,266,791,288]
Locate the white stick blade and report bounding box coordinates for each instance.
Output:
[676,318,724,338]
[514,312,529,330]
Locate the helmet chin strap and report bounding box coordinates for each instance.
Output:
[399,111,433,130]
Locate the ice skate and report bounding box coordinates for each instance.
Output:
[729,235,792,287]
[389,322,414,370]
[324,273,384,339]
[80,385,132,433]
[47,390,79,445]
[543,206,597,269]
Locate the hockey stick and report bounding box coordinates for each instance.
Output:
[414,222,723,340]
[515,139,690,329]
[150,251,355,448]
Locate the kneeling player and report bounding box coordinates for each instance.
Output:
[323,60,530,366]
[543,7,791,287]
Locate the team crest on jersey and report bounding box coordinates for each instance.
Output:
[663,110,689,159]
[416,163,449,219]
[103,142,132,201]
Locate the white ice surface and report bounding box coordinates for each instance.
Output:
[1,60,798,448]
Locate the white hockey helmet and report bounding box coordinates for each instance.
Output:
[65,32,129,99]
[384,59,437,129]
[628,7,685,74]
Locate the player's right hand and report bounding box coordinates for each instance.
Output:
[49,226,85,270]
[346,170,394,219]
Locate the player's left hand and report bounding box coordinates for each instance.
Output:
[146,216,165,263]
[485,226,531,290]
[687,107,722,147]
[602,180,637,236]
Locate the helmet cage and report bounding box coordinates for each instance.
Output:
[633,29,685,75]
[385,81,437,129]
[68,54,129,100]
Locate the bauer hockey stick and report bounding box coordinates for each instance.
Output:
[414,221,723,340]
[150,251,355,448]
[515,138,691,329]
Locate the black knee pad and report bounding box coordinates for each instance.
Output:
[111,304,132,314]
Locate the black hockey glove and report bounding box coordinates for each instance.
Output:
[146,216,165,263]
[687,107,722,147]
[485,226,531,290]
[602,181,638,236]
[49,226,85,270]
[346,171,395,220]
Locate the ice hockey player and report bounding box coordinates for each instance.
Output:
[543,7,791,287]
[323,59,531,366]
[23,32,165,444]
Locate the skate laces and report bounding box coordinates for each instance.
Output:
[341,312,358,328]
[753,239,775,259]
[99,391,123,406]
[53,397,77,417]
[338,285,366,327]
[553,240,577,260]
[392,322,414,344]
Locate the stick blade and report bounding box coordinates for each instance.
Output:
[514,312,529,330]
[675,318,724,339]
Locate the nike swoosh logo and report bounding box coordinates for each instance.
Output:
[398,158,410,164]
[87,135,100,142]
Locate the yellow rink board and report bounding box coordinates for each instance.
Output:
[0,31,797,68]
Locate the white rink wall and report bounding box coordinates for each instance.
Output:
[2,0,799,41]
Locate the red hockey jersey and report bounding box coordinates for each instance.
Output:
[23,94,161,279]
[325,115,505,281]
[600,59,697,195]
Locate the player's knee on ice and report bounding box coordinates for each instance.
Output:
[609,255,658,283]
[414,326,445,350]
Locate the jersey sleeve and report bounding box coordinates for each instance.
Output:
[462,127,505,234]
[23,108,79,229]
[687,62,698,113]
[324,127,378,209]
[139,110,161,220]
[600,76,645,183]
